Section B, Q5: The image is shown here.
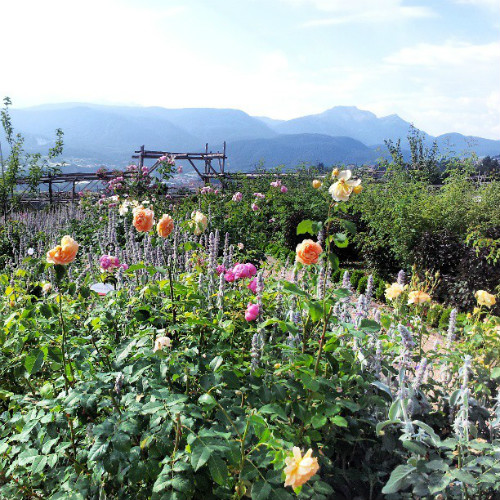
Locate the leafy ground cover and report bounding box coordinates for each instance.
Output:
[1,164,499,500]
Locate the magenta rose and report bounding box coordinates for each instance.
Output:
[224,271,235,282]
[233,264,250,279]
[248,279,257,294]
[245,263,257,277]
[245,303,260,321]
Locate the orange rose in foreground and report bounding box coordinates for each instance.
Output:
[296,239,322,265]
[284,447,320,489]
[133,207,154,232]
[157,214,174,238]
[46,236,79,265]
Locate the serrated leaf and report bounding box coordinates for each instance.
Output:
[191,444,213,471]
[25,349,45,376]
[208,455,228,485]
[382,464,416,494]
[252,481,272,500]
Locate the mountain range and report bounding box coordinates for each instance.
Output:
[5,103,500,173]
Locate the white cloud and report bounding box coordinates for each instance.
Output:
[282,0,436,25]
[384,40,500,65]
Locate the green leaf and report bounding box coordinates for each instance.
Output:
[191,444,213,471]
[371,381,393,398]
[359,319,381,333]
[209,355,224,372]
[331,416,348,427]
[25,349,45,376]
[296,220,322,236]
[282,281,308,298]
[340,220,357,235]
[198,394,217,410]
[333,233,349,248]
[381,465,416,494]
[311,414,327,429]
[328,252,339,271]
[252,481,272,500]
[208,455,228,485]
[260,404,287,421]
[314,481,334,495]
[403,440,427,455]
[308,301,323,322]
[491,367,500,379]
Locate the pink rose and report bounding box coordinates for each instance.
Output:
[248,279,257,293]
[232,192,243,202]
[216,264,226,275]
[251,203,259,212]
[224,271,235,282]
[245,263,257,277]
[281,185,288,193]
[177,165,183,174]
[233,264,250,279]
[159,156,167,162]
[99,255,112,270]
[245,303,260,321]
[253,192,265,199]
[120,264,129,270]
[270,180,281,188]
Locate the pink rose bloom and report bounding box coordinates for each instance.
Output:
[224,271,235,282]
[216,264,226,275]
[245,263,257,277]
[110,256,120,267]
[281,185,288,193]
[245,303,260,321]
[248,279,257,293]
[159,156,167,162]
[232,192,243,202]
[254,192,265,199]
[120,264,129,270]
[269,218,276,223]
[233,264,250,279]
[177,165,183,174]
[251,203,259,211]
[100,255,112,270]
[270,180,281,188]
[214,189,219,195]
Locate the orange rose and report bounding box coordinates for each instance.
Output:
[296,239,322,265]
[157,214,174,238]
[133,207,154,232]
[46,236,79,265]
[408,290,431,305]
[312,179,322,189]
[284,447,320,489]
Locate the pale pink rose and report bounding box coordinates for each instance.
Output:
[251,203,259,211]
[120,264,129,270]
[248,279,257,293]
[281,185,288,193]
[159,156,167,162]
[232,192,243,202]
[153,336,171,352]
[245,263,257,277]
[245,303,260,321]
[254,192,265,199]
[270,180,281,188]
[177,165,183,174]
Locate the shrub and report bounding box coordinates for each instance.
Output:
[350,270,365,290]
[439,307,453,330]
[357,276,368,294]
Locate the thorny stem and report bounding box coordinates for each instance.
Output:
[58,292,72,392]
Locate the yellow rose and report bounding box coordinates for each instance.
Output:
[408,290,431,305]
[328,170,361,202]
[331,168,340,178]
[191,211,208,236]
[475,290,496,308]
[312,179,322,189]
[153,336,171,352]
[46,236,79,265]
[284,447,320,489]
[385,282,404,301]
[353,184,363,194]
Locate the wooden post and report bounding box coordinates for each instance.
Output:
[48,176,53,205]
[138,145,145,168]
[72,181,76,202]
[222,141,226,174]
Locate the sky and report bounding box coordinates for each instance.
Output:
[1,0,499,139]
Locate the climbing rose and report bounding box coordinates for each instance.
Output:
[245,263,257,277]
[280,185,288,193]
[251,203,259,212]
[296,239,322,265]
[157,214,174,238]
[47,236,79,265]
[284,447,320,489]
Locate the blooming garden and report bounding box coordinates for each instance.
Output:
[1,157,500,500]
